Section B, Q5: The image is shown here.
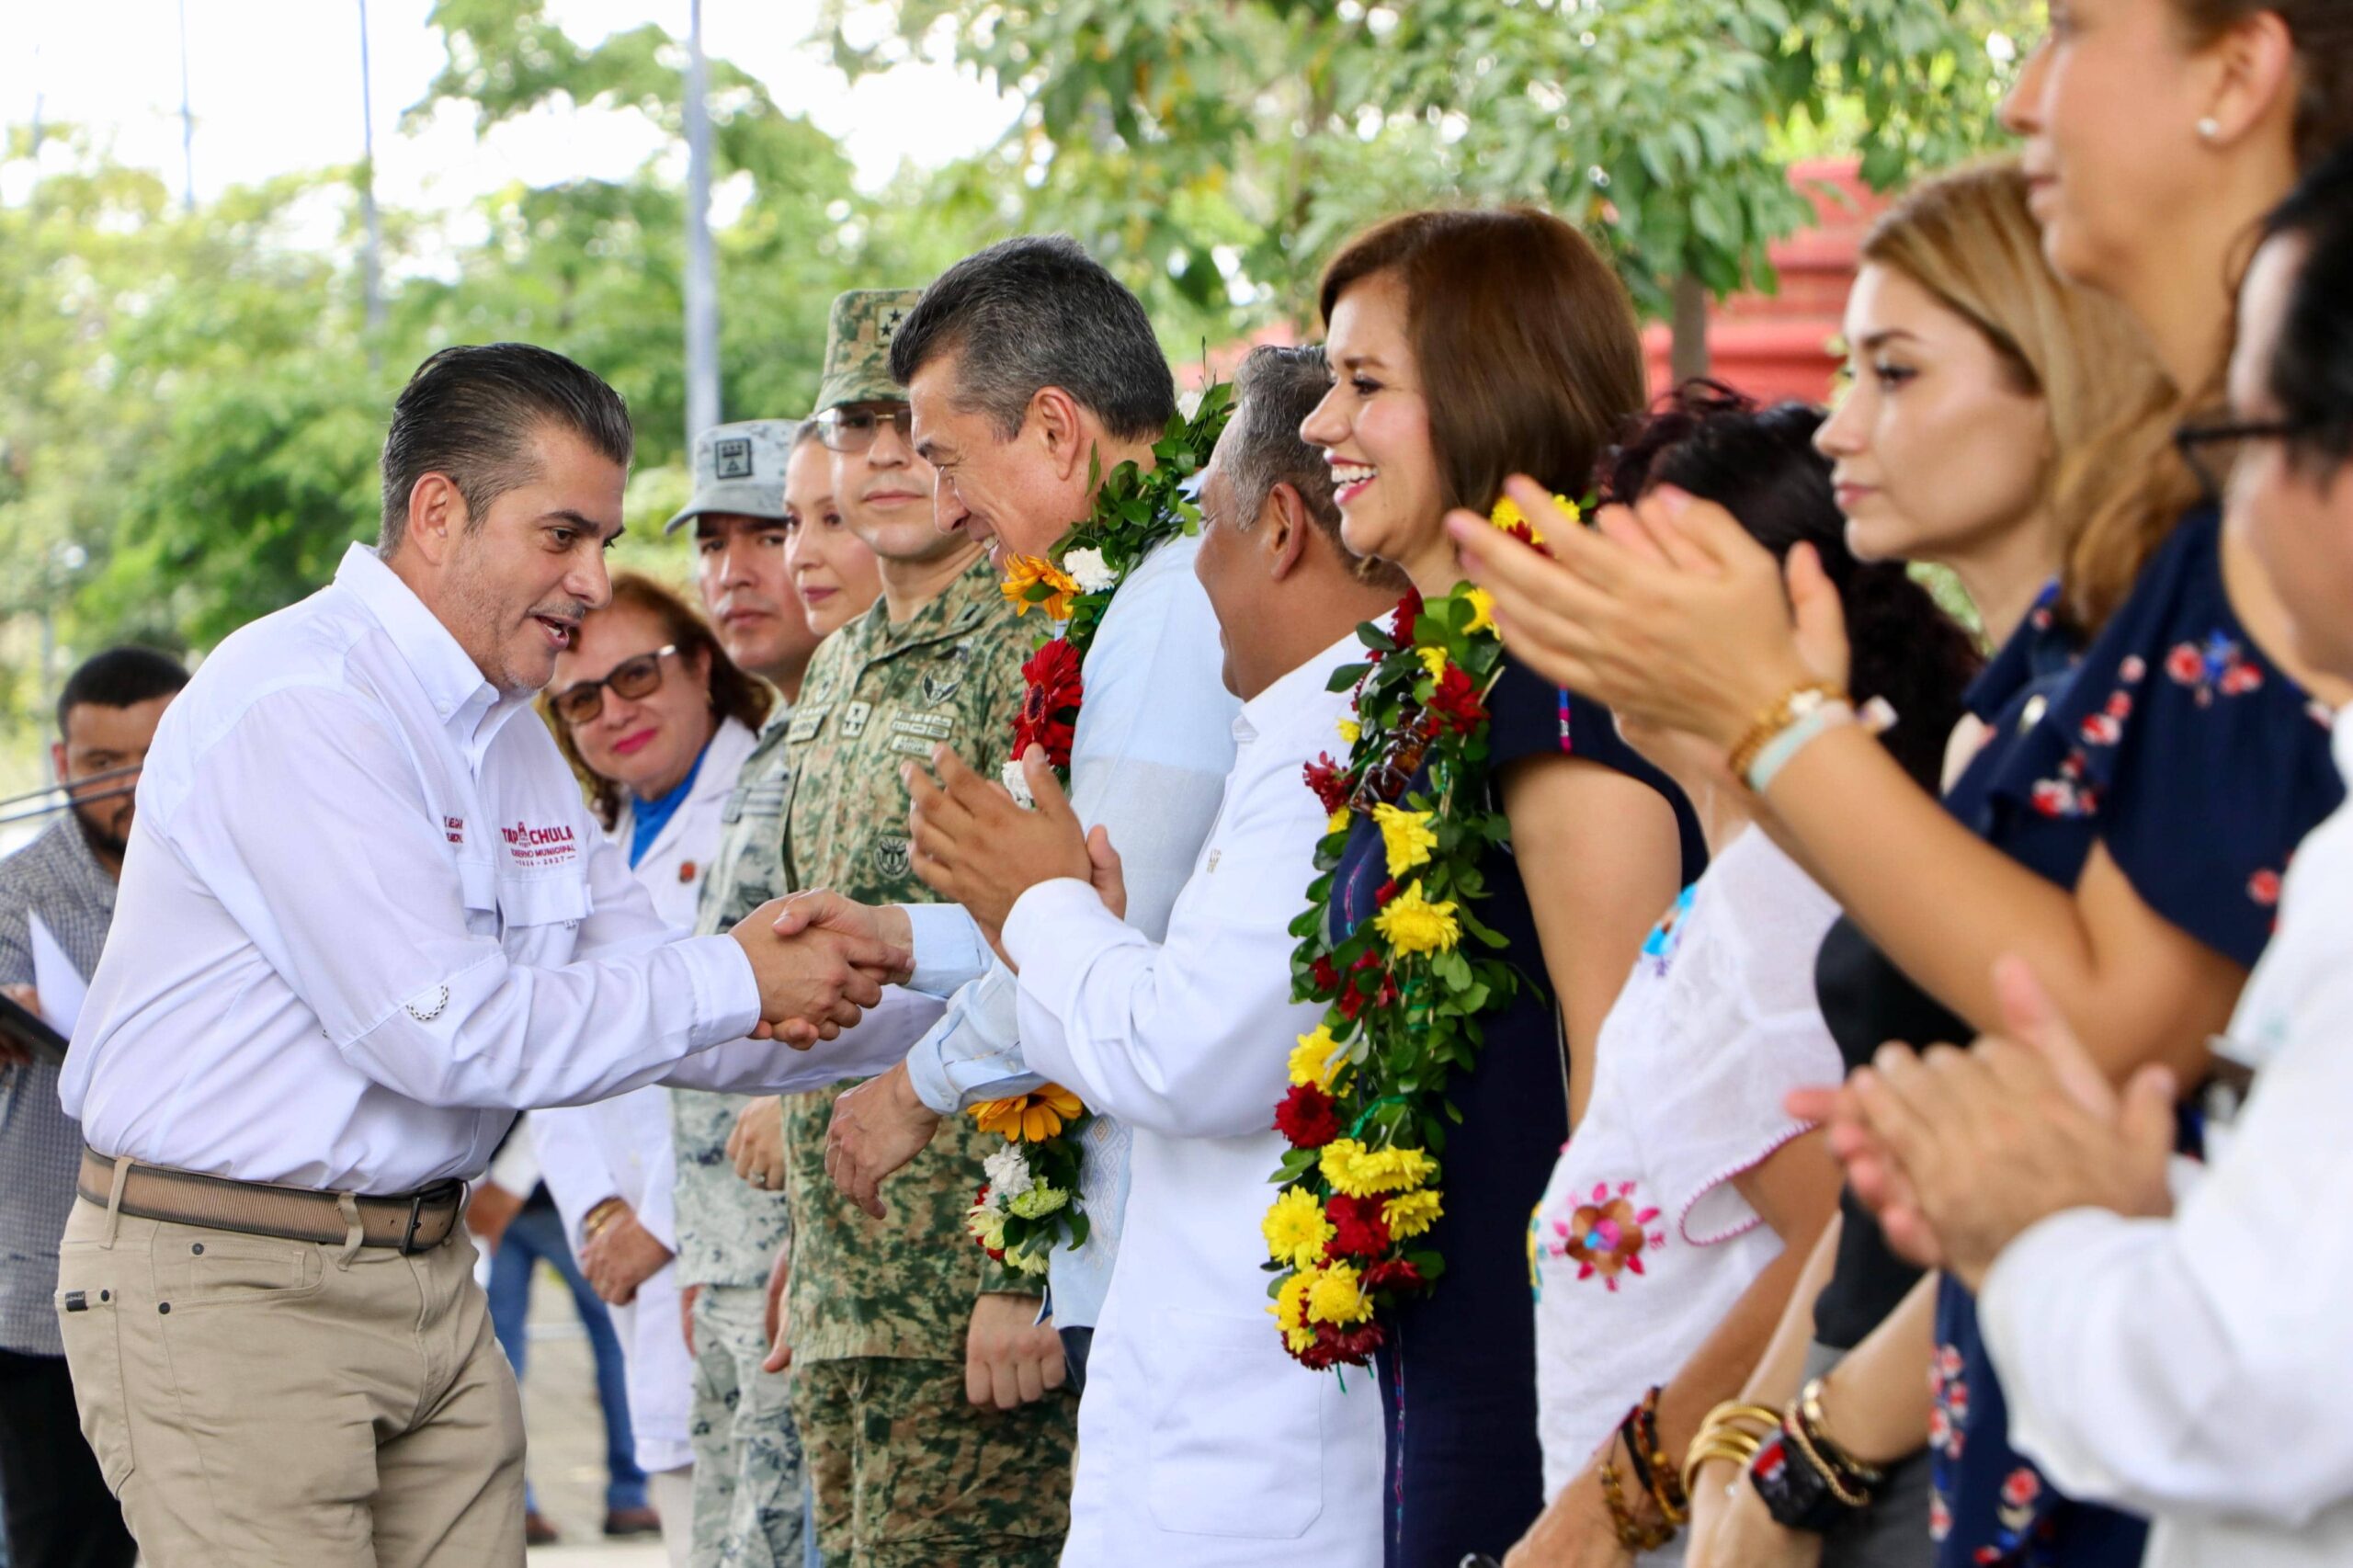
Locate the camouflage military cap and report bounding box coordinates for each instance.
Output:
[810,289,926,415]
[663,418,801,535]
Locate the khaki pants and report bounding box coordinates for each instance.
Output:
[54,1196,527,1567]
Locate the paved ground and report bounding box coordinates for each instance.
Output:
[516,1263,669,1566]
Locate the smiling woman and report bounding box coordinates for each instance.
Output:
[544,574,773,838]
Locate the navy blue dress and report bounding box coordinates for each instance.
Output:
[1816,509,2341,1567]
[1329,657,1706,1568]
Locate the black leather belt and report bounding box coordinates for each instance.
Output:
[78,1148,465,1254]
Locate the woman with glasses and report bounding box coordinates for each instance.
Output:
[524,573,775,1565]
[1457,5,2353,1566]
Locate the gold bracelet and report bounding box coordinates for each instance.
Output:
[1780,1400,1872,1508]
[1682,1435,1765,1498]
[580,1197,626,1241]
[1800,1376,1886,1485]
[1598,1457,1677,1552]
[1725,681,1848,782]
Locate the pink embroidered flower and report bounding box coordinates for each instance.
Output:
[2078,711,2122,746]
[2001,1467,2043,1509]
[1929,1494,1953,1542]
[1557,1180,1664,1291]
[2165,643,2204,685]
[2249,868,2283,906]
[1938,1345,1963,1380]
[2120,653,2148,684]
[1946,1378,1971,1427]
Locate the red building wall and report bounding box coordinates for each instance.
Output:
[1641,157,1884,407]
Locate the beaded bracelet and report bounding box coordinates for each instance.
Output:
[1725,680,1848,782]
[1631,1387,1690,1526]
[1599,1454,1678,1552]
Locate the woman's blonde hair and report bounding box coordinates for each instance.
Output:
[1860,160,2193,631]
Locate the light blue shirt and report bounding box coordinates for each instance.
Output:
[900,534,1237,1329]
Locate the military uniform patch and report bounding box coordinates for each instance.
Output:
[713,436,756,479]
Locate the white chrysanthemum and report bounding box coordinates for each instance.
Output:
[1002,758,1037,809]
[1061,546,1117,594]
[983,1146,1035,1201]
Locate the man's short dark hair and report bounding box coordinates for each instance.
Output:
[378,343,635,552]
[57,646,190,736]
[889,235,1176,443]
[2263,141,2353,480]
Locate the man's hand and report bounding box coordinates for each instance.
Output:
[906,744,1092,937]
[579,1204,674,1306]
[680,1282,701,1357]
[966,1291,1064,1411]
[769,890,915,979]
[1085,825,1127,921]
[0,984,39,1067]
[1840,958,2177,1290]
[761,1245,793,1373]
[464,1179,525,1250]
[727,1096,789,1192]
[728,897,909,1044]
[824,1060,943,1220]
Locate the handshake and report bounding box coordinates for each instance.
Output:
[723,895,912,1047]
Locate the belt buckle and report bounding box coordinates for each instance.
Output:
[400,1191,429,1255]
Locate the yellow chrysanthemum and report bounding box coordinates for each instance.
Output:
[1000,554,1081,619]
[1317,1139,1438,1199]
[1270,1270,1317,1354]
[1336,715,1361,745]
[1371,803,1438,879]
[1415,644,1449,681]
[1289,1024,1346,1088]
[1466,587,1496,635]
[1489,492,1577,546]
[1373,879,1461,956]
[1263,1186,1336,1270]
[968,1083,1086,1142]
[1306,1261,1374,1325]
[1327,807,1352,836]
[1384,1187,1444,1239]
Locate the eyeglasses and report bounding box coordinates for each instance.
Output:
[2172,415,2307,497]
[551,645,677,725]
[812,403,915,453]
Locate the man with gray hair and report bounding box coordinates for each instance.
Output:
[887,344,1398,1563]
[783,235,1242,1397]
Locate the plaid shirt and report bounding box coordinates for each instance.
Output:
[0,815,116,1355]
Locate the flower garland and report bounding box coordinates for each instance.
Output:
[962,381,1236,1274]
[1259,496,1568,1369]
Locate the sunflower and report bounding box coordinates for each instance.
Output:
[968,1083,1086,1142]
[1000,555,1083,619]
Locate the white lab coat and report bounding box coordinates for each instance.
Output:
[533,716,760,1475]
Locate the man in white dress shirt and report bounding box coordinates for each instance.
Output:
[898,345,1394,1564]
[789,237,1241,1387]
[1812,169,2353,1568]
[52,343,909,1566]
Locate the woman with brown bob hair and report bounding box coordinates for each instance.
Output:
[1295,206,1708,1565]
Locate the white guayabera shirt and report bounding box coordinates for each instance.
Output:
[1978,710,2353,1568]
[995,630,1382,1567]
[62,543,929,1195]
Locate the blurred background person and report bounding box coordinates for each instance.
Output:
[0,646,186,1568]
[782,424,883,642]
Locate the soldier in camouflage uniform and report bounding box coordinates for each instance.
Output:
[663,418,834,1568]
[773,290,1077,1567]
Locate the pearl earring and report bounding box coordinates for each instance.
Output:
[2198,117,2222,142]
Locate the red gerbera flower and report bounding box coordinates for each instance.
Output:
[1013,638,1084,767]
[1391,587,1426,643]
[1374,879,1400,907]
[1274,1083,1341,1149]
[1302,753,1350,813]
[1324,1194,1392,1258]
[1309,955,1343,994]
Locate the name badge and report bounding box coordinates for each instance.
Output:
[888,710,954,744]
[788,705,829,744]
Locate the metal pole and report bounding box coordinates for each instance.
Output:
[358,0,385,357]
[176,0,196,212]
[683,0,720,447]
